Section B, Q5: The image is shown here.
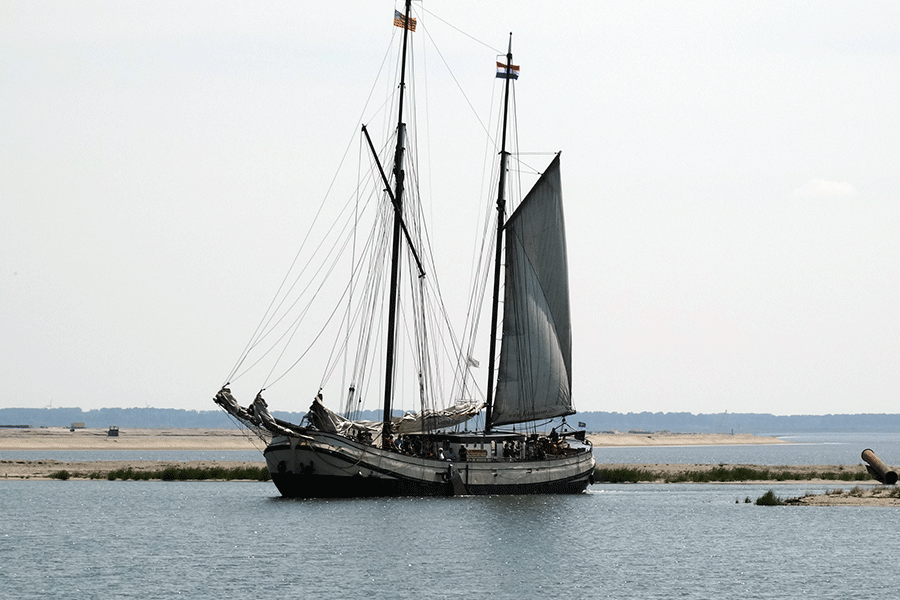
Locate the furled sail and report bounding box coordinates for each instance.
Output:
[214,387,300,438]
[393,400,484,434]
[491,155,574,427]
[307,396,382,439]
[306,397,483,439]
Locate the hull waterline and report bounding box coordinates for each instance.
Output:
[263,432,595,498]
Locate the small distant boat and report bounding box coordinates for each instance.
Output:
[107,426,119,437]
[214,1,595,497]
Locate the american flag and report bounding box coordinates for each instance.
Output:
[393,9,417,32]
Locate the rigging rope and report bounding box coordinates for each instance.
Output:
[224,29,400,388]
[418,5,503,54]
[222,6,517,429]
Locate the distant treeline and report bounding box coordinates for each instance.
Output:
[0,407,346,430]
[3,407,900,434]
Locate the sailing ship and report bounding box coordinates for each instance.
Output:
[214,1,595,497]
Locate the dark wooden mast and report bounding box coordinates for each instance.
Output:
[381,0,414,448]
[485,35,515,433]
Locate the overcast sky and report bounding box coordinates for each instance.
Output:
[2,1,898,416]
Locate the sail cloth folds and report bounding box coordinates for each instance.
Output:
[307,397,483,439]
[492,155,574,427]
[308,397,382,439]
[213,387,298,438]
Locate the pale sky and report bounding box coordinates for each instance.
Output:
[2,1,898,416]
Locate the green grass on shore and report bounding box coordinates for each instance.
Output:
[755,490,785,505]
[48,466,270,481]
[594,465,870,484]
[48,464,871,485]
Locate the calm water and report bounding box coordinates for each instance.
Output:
[3,432,897,465]
[4,433,900,598]
[2,480,899,600]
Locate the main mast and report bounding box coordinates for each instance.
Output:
[485,35,515,433]
[382,0,414,448]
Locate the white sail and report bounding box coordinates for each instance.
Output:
[491,155,574,427]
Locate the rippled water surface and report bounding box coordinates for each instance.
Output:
[2,479,898,599]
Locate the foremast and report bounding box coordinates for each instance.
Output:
[382,0,414,448]
[485,35,515,433]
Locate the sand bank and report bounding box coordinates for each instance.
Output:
[0,459,263,480]
[1,461,889,509]
[0,459,867,484]
[1,428,782,451]
[785,488,900,507]
[0,427,263,451]
[597,462,867,481]
[586,432,784,447]
[0,456,880,492]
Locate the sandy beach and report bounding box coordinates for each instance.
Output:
[0,428,267,481]
[0,427,264,451]
[0,427,785,451]
[585,431,785,447]
[0,428,784,481]
[784,488,900,507]
[2,428,888,505]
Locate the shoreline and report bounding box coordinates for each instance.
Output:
[6,428,890,504]
[0,427,829,483]
[0,427,263,451]
[3,461,890,506]
[784,488,900,506]
[0,459,264,481]
[0,459,869,483]
[2,455,889,506]
[586,431,785,447]
[0,427,784,451]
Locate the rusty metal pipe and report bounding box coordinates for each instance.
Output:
[861,448,898,485]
